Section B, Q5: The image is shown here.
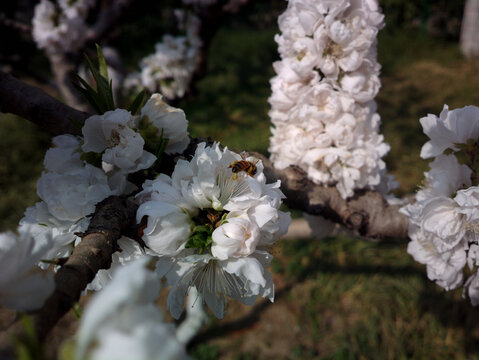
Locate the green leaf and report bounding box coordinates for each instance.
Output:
[72,303,82,319]
[13,315,44,360]
[193,224,213,233]
[72,77,103,114]
[84,54,113,111]
[154,137,169,162]
[152,128,169,161]
[219,212,228,226]
[80,151,103,168]
[66,116,83,132]
[96,43,109,80]
[205,233,213,249]
[72,49,115,114]
[128,88,147,115]
[185,224,214,253]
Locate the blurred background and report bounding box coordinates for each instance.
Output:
[2,0,479,359]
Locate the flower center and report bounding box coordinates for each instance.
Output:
[108,129,121,148]
[185,209,228,253]
[324,40,342,57]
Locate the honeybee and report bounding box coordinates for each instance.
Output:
[228,153,258,178]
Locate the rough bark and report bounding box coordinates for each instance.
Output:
[460,0,479,58]
[0,70,88,135]
[252,153,409,239]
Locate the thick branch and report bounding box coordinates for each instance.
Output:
[0,196,138,358]
[0,74,409,239]
[85,0,134,45]
[0,70,88,135]
[38,0,134,110]
[253,152,409,240]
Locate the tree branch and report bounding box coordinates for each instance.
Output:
[0,70,88,135]
[0,71,410,239]
[85,0,135,45]
[251,153,409,239]
[0,196,138,359]
[0,13,31,34]
[37,0,135,110]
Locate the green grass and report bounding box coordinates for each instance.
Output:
[0,114,50,231]
[377,30,479,194]
[191,236,479,360]
[279,237,477,359]
[179,26,279,155]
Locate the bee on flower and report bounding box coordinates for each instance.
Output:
[136,142,291,318]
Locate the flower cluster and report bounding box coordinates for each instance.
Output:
[75,258,190,360]
[32,0,95,53]
[268,0,393,199]
[125,11,202,100]
[15,87,290,320]
[400,105,479,304]
[19,93,190,291]
[136,143,290,318]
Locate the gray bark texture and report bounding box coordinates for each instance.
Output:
[461,0,479,58]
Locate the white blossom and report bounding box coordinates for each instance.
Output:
[32,0,94,53]
[400,154,472,257]
[75,258,190,360]
[175,287,208,344]
[58,0,95,18]
[406,224,466,290]
[87,237,147,291]
[125,12,202,100]
[269,0,393,203]
[37,164,115,222]
[82,109,156,173]
[211,214,261,260]
[19,201,87,268]
[44,134,83,173]
[466,273,479,306]
[157,251,274,319]
[138,142,290,318]
[0,230,54,311]
[137,200,192,256]
[140,93,190,154]
[400,105,479,302]
[420,105,479,159]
